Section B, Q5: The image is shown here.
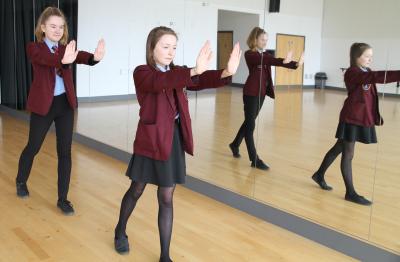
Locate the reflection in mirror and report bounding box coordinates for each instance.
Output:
[74,0,131,152]
[369,0,400,250]
[253,0,383,248]
[185,4,265,198]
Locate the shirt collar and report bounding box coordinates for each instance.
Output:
[156,64,170,72]
[359,66,368,72]
[44,38,58,50]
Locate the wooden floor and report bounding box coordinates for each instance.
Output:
[74,87,400,255]
[0,113,355,261]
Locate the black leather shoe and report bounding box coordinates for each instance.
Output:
[57,199,75,215]
[229,143,241,158]
[251,159,269,170]
[16,181,29,198]
[312,172,333,191]
[345,193,372,206]
[114,233,130,254]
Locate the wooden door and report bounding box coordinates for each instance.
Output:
[217,31,233,70]
[275,34,305,86]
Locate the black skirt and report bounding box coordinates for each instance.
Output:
[335,122,377,144]
[126,121,186,187]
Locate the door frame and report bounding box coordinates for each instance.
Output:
[275,33,305,86]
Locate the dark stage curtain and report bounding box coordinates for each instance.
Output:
[0,0,78,110]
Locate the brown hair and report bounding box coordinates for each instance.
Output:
[247,27,266,50]
[350,42,372,67]
[146,26,178,68]
[35,7,69,45]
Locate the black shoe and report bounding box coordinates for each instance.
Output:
[114,232,130,255]
[311,172,333,191]
[159,257,173,262]
[345,193,372,206]
[57,199,75,215]
[251,159,269,170]
[16,181,29,198]
[229,143,241,158]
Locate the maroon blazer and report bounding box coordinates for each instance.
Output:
[243,50,298,98]
[26,42,97,116]
[133,65,232,161]
[340,66,400,127]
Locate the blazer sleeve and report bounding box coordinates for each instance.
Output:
[345,69,400,86]
[186,69,232,91]
[245,51,298,69]
[75,51,98,66]
[133,65,195,93]
[265,53,298,69]
[26,42,63,68]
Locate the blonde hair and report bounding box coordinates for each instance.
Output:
[246,27,266,50]
[35,7,68,45]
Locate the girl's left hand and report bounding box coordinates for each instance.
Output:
[94,39,106,61]
[283,50,293,64]
[223,42,242,77]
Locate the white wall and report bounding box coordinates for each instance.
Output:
[77,0,131,97]
[77,0,265,97]
[218,10,260,84]
[263,0,324,86]
[321,0,400,93]
[77,0,400,97]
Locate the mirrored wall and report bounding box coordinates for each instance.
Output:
[74,0,400,254]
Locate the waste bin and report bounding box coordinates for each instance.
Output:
[315,72,327,89]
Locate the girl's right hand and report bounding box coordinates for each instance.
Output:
[61,40,79,64]
[193,41,213,75]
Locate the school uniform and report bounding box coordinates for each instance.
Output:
[231,50,298,162]
[16,39,98,201]
[125,64,232,187]
[243,49,298,98]
[336,66,400,144]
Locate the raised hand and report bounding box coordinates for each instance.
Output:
[297,51,305,67]
[94,38,106,61]
[223,42,242,77]
[283,50,293,64]
[194,41,213,75]
[61,40,78,64]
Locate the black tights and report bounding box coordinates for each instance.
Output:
[115,181,175,260]
[315,139,357,195]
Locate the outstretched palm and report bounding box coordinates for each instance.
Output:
[195,41,213,74]
[94,39,106,61]
[283,50,293,64]
[226,42,242,75]
[298,52,305,66]
[62,40,78,64]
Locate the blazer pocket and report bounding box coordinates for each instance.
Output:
[348,102,366,121]
[136,122,158,153]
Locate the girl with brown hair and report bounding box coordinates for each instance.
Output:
[113,26,242,261]
[312,43,400,205]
